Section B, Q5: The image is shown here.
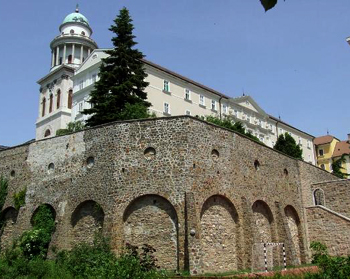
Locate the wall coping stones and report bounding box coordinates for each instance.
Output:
[306,205,350,223]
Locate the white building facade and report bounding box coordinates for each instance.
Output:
[37,9,316,165]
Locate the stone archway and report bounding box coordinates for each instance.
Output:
[71,200,104,245]
[200,195,239,273]
[0,207,18,250]
[123,195,179,271]
[284,205,302,265]
[252,200,275,271]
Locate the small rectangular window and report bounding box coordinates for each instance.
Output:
[79,80,84,90]
[164,102,170,114]
[199,95,205,106]
[222,104,228,114]
[92,74,97,83]
[211,100,216,111]
[78,102,83,112]
[307,141,311,148]
[163,80,170,92]
[185,89,190,100]
[319,149,324,156]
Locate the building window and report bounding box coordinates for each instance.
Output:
[185,89,191,100]
[199,95,205,106]
[44,129,51,138]
[320,164,325,169]
[81,31,85,36]
[211,100,216,111]
[307,141,311,149]
[314,189,325,206]
[247,115,251,123]
[79,80,84,90]
[49,94,53,113]
[163,80,170,92]
[164,103,170,114]
[42,98,46,117]
[185,110,191,116]
[92,74,97,83]
[70,29,74,34]
[68,55,72,64]
[56,90,61,109]
[78,102,83,113]
[319,149,324,156]
[298,137,302,145]
[59,57,63,65]
[222,104,228,114]
[68,90,73,109]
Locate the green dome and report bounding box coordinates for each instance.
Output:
[62,12,89,26]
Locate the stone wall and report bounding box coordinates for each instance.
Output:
[0,116,345,274]
[310,180,350,218]
[306,206,350,257]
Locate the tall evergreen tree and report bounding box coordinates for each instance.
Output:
[274,132,303,159]
[83,7,151,127]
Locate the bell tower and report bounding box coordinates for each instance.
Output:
[36,7,98,140]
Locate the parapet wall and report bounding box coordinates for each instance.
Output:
[0,116,341,274]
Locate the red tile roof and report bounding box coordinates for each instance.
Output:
[333,141,350,158]
[314,135,337,146]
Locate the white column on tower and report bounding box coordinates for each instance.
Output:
[80,45,83,63]
[51,51,55,67]
[63,44,67,64]
[88,48,91,56]
[56,46,60,65]
[72,44,75,64]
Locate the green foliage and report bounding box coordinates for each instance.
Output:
[13,187,26,210]
[305,241,350,279]
[204,116,262,144]
[0,176,8,212]
[331,154,349,179]
[274,133,303,159]
[18,204,56,259]
[83,7,151,127]
[56,121,85,136]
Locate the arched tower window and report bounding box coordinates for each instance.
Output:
[314,189,325,206]
[44,129,51,137]
[68,90,73,109]
[81,31,85,36]
[56,90,61,109]
[42,98,46,117]
[49,94,53,113]
[68,55,72,64]
[70,29,75,34]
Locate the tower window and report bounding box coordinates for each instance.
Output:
[68,90,73,109]
[81,31,85,36]
[56,90,61,109]
[42,98,46,117]
[49,94,53,113]
[44,129,51,137]
[68,55,72,64]
[70,29,75,34]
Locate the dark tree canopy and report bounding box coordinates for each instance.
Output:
[260,0,278,11]
[331,154,349,179]
[273,132,303,159]
[83,7,151,127]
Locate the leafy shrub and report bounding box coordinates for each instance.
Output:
[0,176,8,212]
[13,187,26,210]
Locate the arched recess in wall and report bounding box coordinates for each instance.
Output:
[200,195,240,274]
[284,205,304,265]
[123,195,179,271]
[0,207,18,251]
[71,200,104,245]
[44,129,51,138]
[251,200,276,270]
[68,89,73,109]
[313,189,325,206]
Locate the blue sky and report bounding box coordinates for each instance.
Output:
[0,0,349,146]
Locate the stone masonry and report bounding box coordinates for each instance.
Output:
[0,116,348,275]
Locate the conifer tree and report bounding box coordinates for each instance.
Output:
[83,7,151,127]
[273,132,303,159]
